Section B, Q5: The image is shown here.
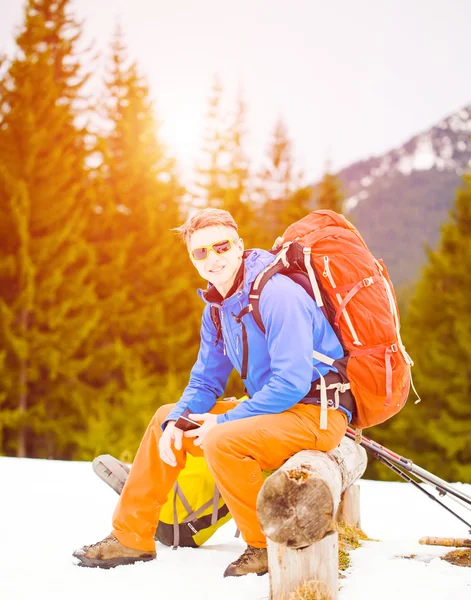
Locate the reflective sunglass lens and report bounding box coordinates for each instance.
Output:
[192,248,207,260]
[213,240,232,254]
[191,239,234,260]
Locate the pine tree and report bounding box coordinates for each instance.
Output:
[278,185,313,232]
[78,28,200,460]
[370,176,471,481]
[226,91,250,203]
[257,118,304,244]
[193,80,259,248]
[221,89,259,247]
[0,0,98,458]
[194,75,227,208]
[0,166,30,453]
[99,26,198,368]
[314,164,345,213]
[259,118,302,202]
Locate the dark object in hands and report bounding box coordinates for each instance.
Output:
[175,415,201,432]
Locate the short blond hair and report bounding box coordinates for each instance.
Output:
[173,208,238,245]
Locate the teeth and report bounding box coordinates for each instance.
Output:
[210,266,224,273]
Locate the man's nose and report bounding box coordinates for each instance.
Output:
[206,250,220,266]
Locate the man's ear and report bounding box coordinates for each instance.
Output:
[237,237,244,257]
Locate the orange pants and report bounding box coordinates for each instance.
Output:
[112,401,347,551]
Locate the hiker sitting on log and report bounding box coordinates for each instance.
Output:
[73,208,355,575]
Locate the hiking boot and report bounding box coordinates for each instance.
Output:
[223,545,268,577]
[73,534,156,569]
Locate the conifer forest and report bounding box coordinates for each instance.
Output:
[0,0,469,483]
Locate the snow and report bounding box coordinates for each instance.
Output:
[449,113,471,133]
[1,457,470,600]
[398,136,436,175]
[344,194,361,212]
[439,136,454,161]
[371,157,391,178]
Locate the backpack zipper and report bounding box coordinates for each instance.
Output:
[323,255,362,346]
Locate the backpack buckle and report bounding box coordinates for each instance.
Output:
[363,276,374,287]
[390,343,398,353]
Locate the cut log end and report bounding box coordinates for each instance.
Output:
[258,469,335,547]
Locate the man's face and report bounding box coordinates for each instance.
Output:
[188,225,244,294]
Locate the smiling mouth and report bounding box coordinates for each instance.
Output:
[209,266,225,273]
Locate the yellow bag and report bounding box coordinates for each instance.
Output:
[156,454,232,548]
[93,453,232,548]
[93,398,253,548]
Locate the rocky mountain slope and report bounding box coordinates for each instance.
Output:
[338,104,471,287]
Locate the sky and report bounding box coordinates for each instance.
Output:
[0,0,470,183]
[1,456,470,599]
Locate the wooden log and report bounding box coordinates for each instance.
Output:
[257,438,367,548]
[267,533,338,600]
[257,437,367,600]
[336,483,361,528]
[419,537,471,548]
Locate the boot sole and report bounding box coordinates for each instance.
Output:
[223,569,268,578]
[74,554,155,569]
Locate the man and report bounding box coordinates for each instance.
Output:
[73,208,352,576]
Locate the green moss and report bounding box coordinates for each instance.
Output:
[442,548,471,567]
[338,523,370,571]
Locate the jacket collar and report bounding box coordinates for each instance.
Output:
[204,260,245,303]
[198,249,276,306]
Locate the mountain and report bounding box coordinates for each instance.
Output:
[337,104,471,289]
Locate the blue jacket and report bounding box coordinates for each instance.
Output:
[165,249,344,425]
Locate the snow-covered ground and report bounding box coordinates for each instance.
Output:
[1,457,470,600]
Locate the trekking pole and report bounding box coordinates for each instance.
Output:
[361,441,471,533]
[345,427,471,508]
[345,428,471,533]
[409,463,471,507]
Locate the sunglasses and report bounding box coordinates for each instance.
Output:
[191,238,238,261]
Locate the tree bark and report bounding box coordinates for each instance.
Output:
[17,308,29,458]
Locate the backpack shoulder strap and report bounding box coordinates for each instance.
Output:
[249,243,331,334]
[249,260,287,334]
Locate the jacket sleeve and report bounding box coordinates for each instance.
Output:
[216,276,318,424]
[163,305,234,428]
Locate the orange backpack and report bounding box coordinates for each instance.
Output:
[250,210,413,430]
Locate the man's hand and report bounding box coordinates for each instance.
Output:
[158,420,183,467]
[185,413,218,447]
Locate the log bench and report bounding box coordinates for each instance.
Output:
[256,437,367,600]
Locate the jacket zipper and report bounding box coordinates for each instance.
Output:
[323,255,362,346]
[221,309,227,355]
[220,308,240,367]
